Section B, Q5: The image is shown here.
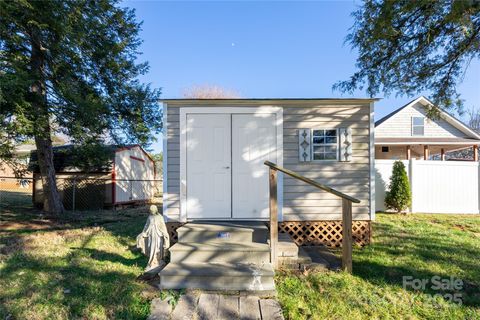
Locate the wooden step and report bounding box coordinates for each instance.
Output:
[169,241,271,264]
[159,262,275,291]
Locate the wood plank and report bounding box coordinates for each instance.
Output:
[342,199,353,273]
[171,294,197,320]
[269,168,278,269]
[283,106,368,115]
[197,293,219,320]
[259,299,284,320]
[284,149,370,157]
[217,295,239,319]
[283,191,368,200]
[239,296,261,320]
[284,185,369,194]
[283,157,370,165]
[283,176,369,186]
[264,161,361,203]
[283,113,369,122]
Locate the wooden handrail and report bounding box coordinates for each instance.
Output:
[264,161,358,273]
[264,161,361,203]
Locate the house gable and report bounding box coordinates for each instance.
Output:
[376,97,478,139]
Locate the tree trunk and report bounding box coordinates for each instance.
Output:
[30,29,64,215]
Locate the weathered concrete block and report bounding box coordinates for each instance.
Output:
[147,298,172,320]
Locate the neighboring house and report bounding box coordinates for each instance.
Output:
[0,144,36,191]
[30,144,155,210]
[0,144,36,177]
[375,96,480,160]
[375,97,480,214]
[159,98,376,290]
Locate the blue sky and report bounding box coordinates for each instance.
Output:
[123,1,480,153]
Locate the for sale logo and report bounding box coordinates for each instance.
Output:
[403,275,464,305]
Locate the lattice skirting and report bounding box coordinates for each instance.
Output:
[279,221,371,247]
[167,221,371,247]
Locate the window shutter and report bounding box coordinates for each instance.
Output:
[339,128,352,162]
[298,129,311,162]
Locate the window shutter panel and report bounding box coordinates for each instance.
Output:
[298,129,311,162]
[339,128,352,162]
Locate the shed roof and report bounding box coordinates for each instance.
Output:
[28,144,150,173]
[161,98,379,105]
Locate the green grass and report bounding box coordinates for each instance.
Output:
[276,213,480,319]
[2,211,479,319]
[0,208,157,320]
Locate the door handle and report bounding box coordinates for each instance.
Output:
[223,166,230,169]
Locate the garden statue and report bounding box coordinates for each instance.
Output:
[136,205,170,271]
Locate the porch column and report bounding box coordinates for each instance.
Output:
[441,148,445,161]
[406,145,411,160]
[474,145,478,162]
[423,145,429,160]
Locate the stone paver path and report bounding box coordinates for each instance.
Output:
[148,292,284,320]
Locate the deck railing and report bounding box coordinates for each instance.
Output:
[263,161,361,273]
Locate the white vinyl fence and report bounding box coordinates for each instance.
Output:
[375,160,480,214]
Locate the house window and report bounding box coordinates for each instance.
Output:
[381,146,389,153]
[311,129,338,160]
[412,117,424,136]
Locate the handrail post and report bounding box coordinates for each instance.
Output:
[269,167,278,269]
[342,198,353,273]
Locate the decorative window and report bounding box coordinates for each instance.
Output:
[311,129,338,160]
[381,146,389,153]
[412,117,424,136]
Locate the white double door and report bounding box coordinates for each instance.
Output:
[186,113,277,219]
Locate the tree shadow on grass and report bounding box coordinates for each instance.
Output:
[352,221,480,308]
[0,217,153,319]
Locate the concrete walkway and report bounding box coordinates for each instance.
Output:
[148,292,284,320]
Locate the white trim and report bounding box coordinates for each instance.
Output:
[179,106,284,222]
[369,102,376,220]
[162,103,169,220]
[276,109,284,222]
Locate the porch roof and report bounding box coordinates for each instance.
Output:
[375,137,480,145]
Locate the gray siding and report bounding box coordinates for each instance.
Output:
[164,102,372,222]
[282,105,371,221]
[165,106,181,220]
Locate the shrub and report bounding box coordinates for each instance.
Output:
[385,160,411,213]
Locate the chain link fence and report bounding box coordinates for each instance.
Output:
[0,176,163,213]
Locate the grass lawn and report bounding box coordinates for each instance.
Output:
[276,213,480,319]
[1,210,479,319]
[0,208,158,320]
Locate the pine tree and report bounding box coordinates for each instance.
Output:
[0,0,162,214]
[385,161,411,213]
[334,0,480,113]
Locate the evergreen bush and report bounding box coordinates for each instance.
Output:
[385,161,411,213]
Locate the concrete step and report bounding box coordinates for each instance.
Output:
[170,241,271,264]
[159,262,275,291]
[177,221,268,243]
